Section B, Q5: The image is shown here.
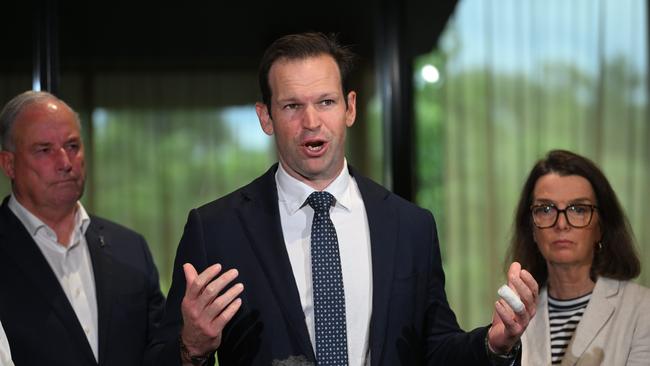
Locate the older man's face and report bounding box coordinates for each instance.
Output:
[0,99,85,215]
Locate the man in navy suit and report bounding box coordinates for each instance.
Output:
[147,33,538,365]
[0,91,165,365]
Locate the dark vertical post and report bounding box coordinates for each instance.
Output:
[82,73,95,211]
[32,0,59,93]
[375,0,415,201]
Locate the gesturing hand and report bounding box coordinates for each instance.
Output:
[179,263,244,360]
[488,262,539,353]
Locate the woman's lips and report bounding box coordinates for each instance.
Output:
[551,239,574,247]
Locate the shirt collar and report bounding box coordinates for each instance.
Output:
[8,193,91,238]
[275,159,353,215]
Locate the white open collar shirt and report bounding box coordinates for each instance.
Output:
[8,195,98,361]
[275,160,373,366]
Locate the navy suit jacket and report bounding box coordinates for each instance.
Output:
[147,164,491,365]
[0,196,165,366]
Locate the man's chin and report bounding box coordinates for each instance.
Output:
[299,164,344,183]
[52,185,84,205]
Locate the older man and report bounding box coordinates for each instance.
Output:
[0,91,165,366]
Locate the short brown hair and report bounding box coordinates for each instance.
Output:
[506,149,640,286]
[258,32,356,112]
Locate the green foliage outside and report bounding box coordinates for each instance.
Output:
[415,50,649,330]
[84,107,274,292]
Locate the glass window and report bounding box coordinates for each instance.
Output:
[415,0,649,328]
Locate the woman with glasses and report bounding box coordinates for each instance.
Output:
[506,149,650,365]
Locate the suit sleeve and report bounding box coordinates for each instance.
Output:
[422,210,494,365]
[145,209,217,366]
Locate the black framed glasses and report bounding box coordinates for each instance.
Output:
[530,204,598,229]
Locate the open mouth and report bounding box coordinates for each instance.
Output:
[304,140,325,151]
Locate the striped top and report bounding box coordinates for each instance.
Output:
[548,292,592,365]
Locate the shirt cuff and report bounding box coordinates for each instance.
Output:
[484,333,520,366]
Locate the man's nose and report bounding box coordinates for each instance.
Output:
[55,148,73,172]
[302,105,321,129]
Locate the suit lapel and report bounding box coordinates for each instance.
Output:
[352,172,399,366]
[237,166,315,360]
[562,278,617,366]
[0,199,97,364]
[86,220,113,366]
[523,287,552,365]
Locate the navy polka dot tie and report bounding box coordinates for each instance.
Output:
[307,191,349,366]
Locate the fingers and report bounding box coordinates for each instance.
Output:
[519,269,538,316]
[210,293,243,332]
[182,263,242,317]
[520,269,539,298]
[507,262,538,317]
[180,264,244,354]
[192,280,243,339]
[490,264,539,352]
[205,282,244,318]
[494,300,515,330]
[184,262,222,299]
[197,269,240,310]
[488,299,526,352]
[495,291,530,333]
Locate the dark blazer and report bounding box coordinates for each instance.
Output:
[0,196,165,366]
[147,165,491,365]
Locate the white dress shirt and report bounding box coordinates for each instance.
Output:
[9,195,99,361]
[0,321,13,366]
[276,160,373,366]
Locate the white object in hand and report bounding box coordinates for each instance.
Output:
[498,284,525,313]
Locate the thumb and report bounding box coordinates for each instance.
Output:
[183,263,198,296]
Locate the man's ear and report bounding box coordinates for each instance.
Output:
[345,91,357,127]
[0,151,15,180]
[256,102,274,136]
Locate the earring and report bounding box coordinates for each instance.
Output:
[597,241,603,251]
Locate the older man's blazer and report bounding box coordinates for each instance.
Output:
[146,164,492,365]
[0,197,165,366]
[521,277,650,366]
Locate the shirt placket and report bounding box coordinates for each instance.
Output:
[61,231,97,360]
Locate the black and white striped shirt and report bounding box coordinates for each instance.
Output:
[548,292,592,365]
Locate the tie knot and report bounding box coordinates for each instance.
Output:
[307,191,335,213]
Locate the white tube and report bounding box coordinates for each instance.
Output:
[497,284,525,313]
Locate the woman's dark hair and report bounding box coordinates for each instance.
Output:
[506,149,640,286]
[257,32,356,115]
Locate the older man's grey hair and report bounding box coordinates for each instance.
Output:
[0,90,81,152]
